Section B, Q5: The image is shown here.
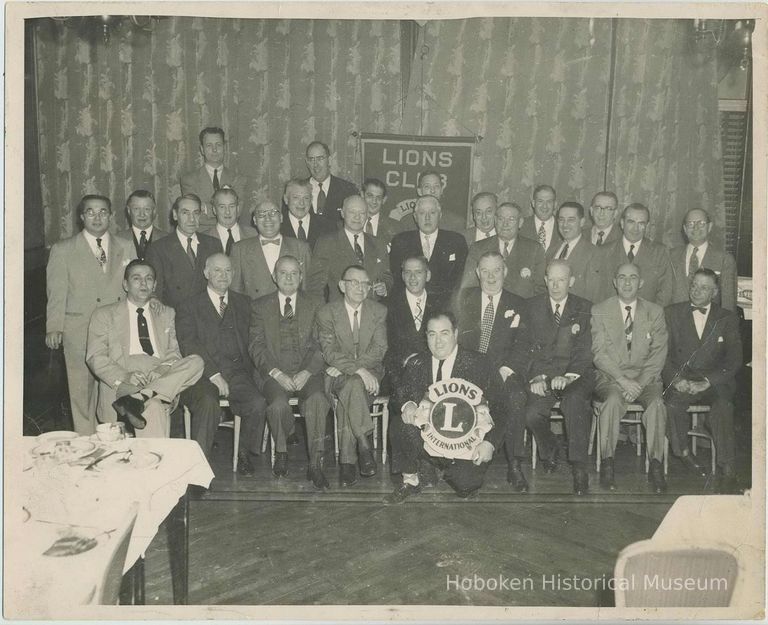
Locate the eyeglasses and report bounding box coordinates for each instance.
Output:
[592,206,616,212]
[84,209,110,218]
[364,193,384,202]
[684,220,709,229]
[343,279,371,290]
[306,155,328,164]
[255,210,280,219]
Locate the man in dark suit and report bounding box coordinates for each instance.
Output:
[552,201,599,301]
[304,140,359,226]
[583,191,621,247]
[460,202,546,299]
[463,192,497,245]
[315,265,388,487]
[362,178,401,252]
[669,208,738,311]
[145,194,221,309]
[663,268,743,493]
[116,189,167,260]
[520,184,563,260]
[230,200,312,300]
[249,255,331,485]
[592,263,668,494]
[176,253,266,475]
[385,311,502,503]
[592,203,674,306]
[457,251,530,491]
[307,195,392,302]
[280,178,336,250]
[201,186,259,255]
[389,195,468,310]
[180,127,248,229]
[524,260,595,495]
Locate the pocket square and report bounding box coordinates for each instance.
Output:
[510,316,520,328]
[449,253,456,261]
[646,332,651,339]
[718,336,724,343]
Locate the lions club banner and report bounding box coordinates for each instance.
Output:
[360,133,475,232]
[412,378,494,460]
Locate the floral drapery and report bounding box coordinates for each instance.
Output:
[33,17,402,243]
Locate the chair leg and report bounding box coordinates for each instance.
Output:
[710,438,716,475]
[183,406,191,440]
[373,414,379,450]
[594,408,602,472]
[664,436,669,475]
[270,435,276,468]
[382,406,389,465]
[232,415,241,473]
[333,404,339,462]
[532,432,538,470]
[261,422,269,454]
[635,423,642,457]
[691,413,698,455]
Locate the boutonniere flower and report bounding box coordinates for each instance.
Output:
[449,253,456,261]
[376,257,381,263]
[520,267,531,279]
[571,323,580,334]
[504,309,515,318]
[646,332,651,340]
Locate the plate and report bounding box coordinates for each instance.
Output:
[91,450,162,472]
[37,431,78,443]
[30,439,97,463]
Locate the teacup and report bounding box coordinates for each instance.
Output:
[96,422,124,442]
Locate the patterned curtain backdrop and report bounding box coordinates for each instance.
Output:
[401,17,614,225]
[608,19,725,247]
[33,17,402,244]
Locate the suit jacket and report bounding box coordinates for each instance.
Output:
[457,288,531,377]
[371,214,401,252]
[520,217,563,260]
[460,236,546,299]
[669,245,738,311]
[593,238,674,306]
[557,236,600,302]
[582,222,621,247]
[248,290,325,381]
[312,174,359,224]
[384,289,436,374]
[229,235,312,301]
[179,165,248,228]
[175,289,254,380]
[116,226,168,260]
[307,228,392,302]
[46,232,136,338]
[86,300,181,419]
[662,301,742,389]
[315,298,388,380]
[591,296,668,388]
[280,209,337,250]
[144,231,221,309]
[202,224,260,253]
[526,293,594,382]
[389,229,468,308]
[463,227,496,247]
[393,347,506,449]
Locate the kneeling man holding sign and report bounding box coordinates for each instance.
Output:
[385,311,504,502]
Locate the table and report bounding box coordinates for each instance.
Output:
[7,436,214,618]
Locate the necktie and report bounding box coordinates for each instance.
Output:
[435,359,445,382]
[138,230,148,260]
[627,244,635,262]
[284,296,294,319]
[96,237,107,268]
[213,168,220,191]
[365,219,374,236]
[414,299,423,330]
[503,242,510,259]
[688,247,700,276]
[186,237,196,267]
[423,235,432,260]
[219,296,227,317]
[261,238,280,246]
[316,183,326,215]
[136,307,154,356]
[691,305,707,315]
[558,243,569,260]
[597,230,605,246]
[297,220,307,242]
[554,303,561,326]
[485,231,492,239]
[352,309,360,358]
[537,222,546,248]
[353,234,364,264]
[624,305,633,351]
[478,295,494,354]
[225,228,235,256]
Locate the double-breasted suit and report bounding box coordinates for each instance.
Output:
[460,236,546,299]
[179,165,248,228]
[116,226,167,261]
[668,245,738,311]
[230,235,312,301]
[520,217,563,261]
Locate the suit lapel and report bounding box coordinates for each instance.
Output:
[76,232,103,272]
[117,301,131,360]
[333,302,354,352]
[358,300,374,351]
[266,294,282,355]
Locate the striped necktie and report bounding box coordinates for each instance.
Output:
[624,305,633,351]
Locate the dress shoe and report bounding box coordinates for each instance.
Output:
[112,395,147,430]
[456,488,480,499]
[307,464,330,490]
[237,452,256,477]
[286,432,300,446]
[599,457,616,490]
[272,452,288,477]
[383,482,421,504]
[648,459,667,494]
[339,463,358,487]
[418,461,439,488]
[680,452,708,477]
[358,448,377,477]
[506,459,529,493]
[572,466,589,495]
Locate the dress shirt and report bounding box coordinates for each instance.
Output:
[344,228,365,255]
[207,286,228,313]
[288,212,311,236]
[126,299,158,357]
[591,223,615,245]
[259,235,282,274]
[204,163,221,185]
[83,230,110,261]
[309,176,330,214]
[367,213,380,236]
[216,223,242,245]
[692,302,711,339]
[498,237,516,256]
[549,296,580,381]
[421,231,437,258]
[344,300,363,335]
[431,345,458,383]
[622,237,642,258]
[131,225,155,241]
[534,217,556,250]
[277,291,297,317]
[554,234,581,260]
[474,227,496,241]
[176,229,199,255]
[405,290,427,327]
[619,299,637,323]
[685,241,709,276]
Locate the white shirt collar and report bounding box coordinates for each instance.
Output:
[207,286,228,310]
[83,229,109,246]
[557,234,581,258]
[344,299,363,328]
[480,290,501,312]
[619,299,637,316]
[550,296,568,314]
[131,225,154,238]
[622,237,642,256]
[593,223,614,235]
[126,297,150,313]
[176,228,198,247]
[205,163,222,179]
[432,345,458,383]
[259,234,282,244]
[476,227,496,241]
[310,175,330,190]
[421,230,437,243]
[344,228,365,249]
[368,213,380,232]
[405,289,426,310]
[278,291,297,312]
[498,237,516,254]
[289,212,310,230]
[687,241,709,256]
[216,223,241,242]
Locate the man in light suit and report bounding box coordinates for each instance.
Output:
[249,255,331,486]
[463,192,497,245]
[116,189,167,260]
[280,178,336,250]
[307,195,392,302]
[525,260,595,495]
[304,140,359,226]
[520,184,563,260]
[180,127,248,228]
[457,252,530,492]
[86,259,204,438]
[663,268,743,493]
[230,200,312,301]
[176,254,266,475]
[583,191,621,247]
[669,208,737,311]
[460,202,546,299]
[552,201,599,301]
[592,262,668,494]
[145,194,221,309]
[46,194,137,435]
[389,195,467,310]
[592,203,674,306]
[362,178,401,252]
[202,187,259,255]
[315,265,388,487]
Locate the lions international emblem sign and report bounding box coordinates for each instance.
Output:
[412,378,494,460]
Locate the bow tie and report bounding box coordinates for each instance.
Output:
[261,238,280,246]
[691,306,708,315]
